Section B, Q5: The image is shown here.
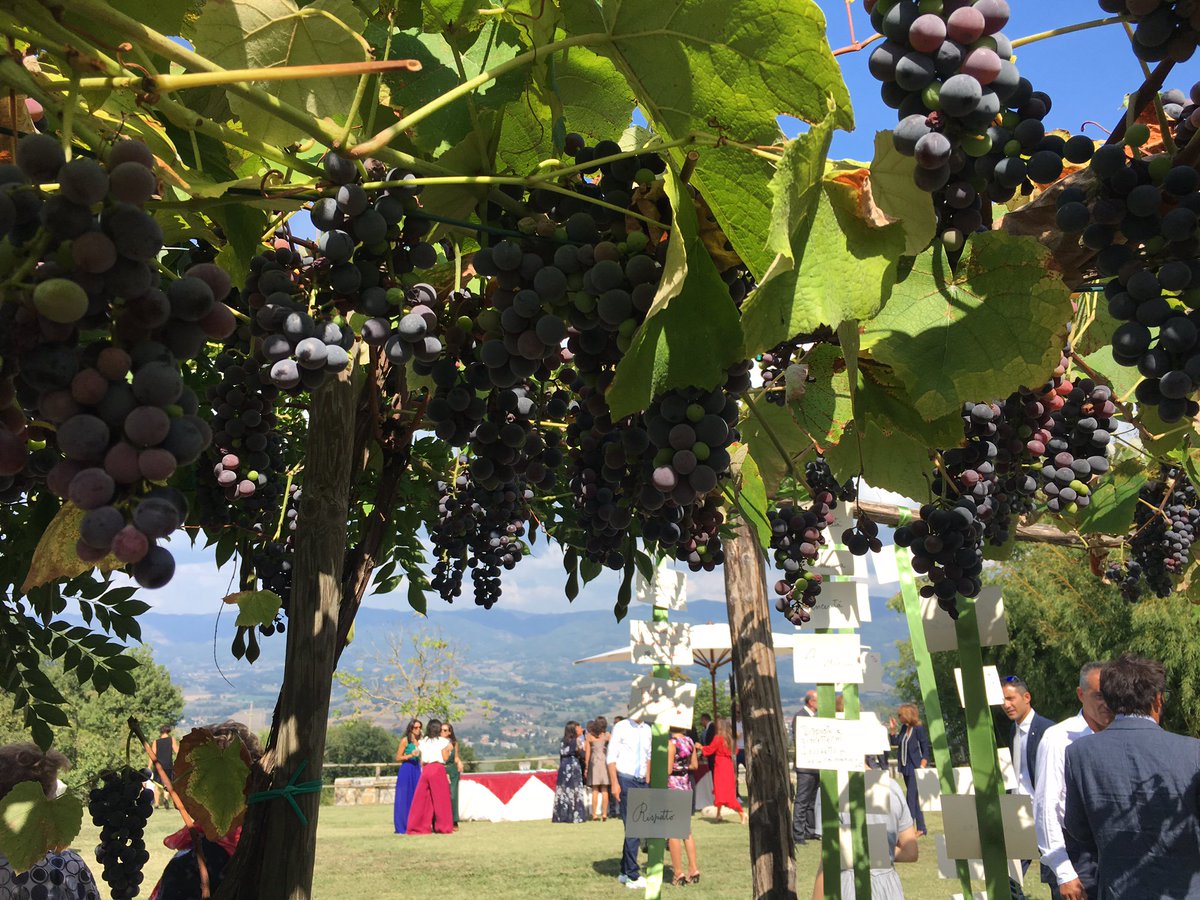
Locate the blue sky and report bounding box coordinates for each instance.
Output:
[134,4,1155,617]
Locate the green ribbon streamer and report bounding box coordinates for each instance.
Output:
[644,602,671,899]
[894,510,973,894]
[843,679,870,898]
[817,678,841,899]
[247,760,324,827]
[954,594,1013,900]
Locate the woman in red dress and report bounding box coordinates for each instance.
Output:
[701,717,747,824]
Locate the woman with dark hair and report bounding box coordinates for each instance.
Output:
[551,720,588,823]
[0,743,99,899]
[888,704,931,837]
[701,717,746,824]
[393,718,423,834]
[406,717,453,834]
[667,725,701,885]
[440,722,464,829]
[585,716,610,822]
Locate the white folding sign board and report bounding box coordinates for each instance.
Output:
[954,665,1005,707]
[858,712,891,755]
[859,650,884,693]
[936,835,1024,883]
[629,675,696,729]
[793,633,863,684]
[794,717,866,771]
[629,621,693,666]
[805,580,869,629]
[623,788,694,839]
[634,564,687,610]
[921,585,1008,653]
[915,767,941,812]
[870,549,901,585]
[940,794,1039,861]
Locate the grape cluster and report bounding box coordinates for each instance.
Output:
[1037,378,1115,513]
[758,339,804,406]
[206,351,285,517]
[894,497,985,619]
[841,513,883,556]
[768,462,845,625]
[1055,138,1200,421]
[1098,0,1199,62]
[1113,465,1200,599]
[867,0,1095,245]
[0,135,229,587]
[88,767,153,899]
[1162,83,1200,144]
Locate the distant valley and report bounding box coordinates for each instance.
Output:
[138,588,909,758]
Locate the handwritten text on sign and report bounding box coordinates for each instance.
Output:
[623,788,694,839]
[794,716,866,771]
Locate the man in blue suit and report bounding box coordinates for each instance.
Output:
[1001,675,1054,897]
[1063,655,1200,899]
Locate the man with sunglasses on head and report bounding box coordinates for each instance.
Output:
[1033,661,1113,900]
[1001,674,1054,898]
[1063,655,1200,899]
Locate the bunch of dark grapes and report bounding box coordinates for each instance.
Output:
[88,767,153,899]
[866,0,1095,244]
[768,463,844,625]
[841,513,883,556]
[758,339,804,406]
[0,135,231,587]
[1163,82,1200,144]
[1098,0,1199,62]
[894,497,984,619]
[1113,466,1200,599]
[1054,137,1200,421]
[1037,378,1114,513]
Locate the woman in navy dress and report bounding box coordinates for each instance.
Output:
[888,704,931,836]
[393,718,423,834]
[551,721,588,823]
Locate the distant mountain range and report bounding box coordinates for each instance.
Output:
[138,587,910,755]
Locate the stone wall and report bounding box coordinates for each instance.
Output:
[333,776,395,806]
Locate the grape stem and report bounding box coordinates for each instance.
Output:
[832,33,882,57]
[1009,16,1123,49]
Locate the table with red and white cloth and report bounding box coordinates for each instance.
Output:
[458,770,559,822]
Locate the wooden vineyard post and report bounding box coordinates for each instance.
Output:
[216,371,356,900]
[724,517,798,899]
[892,515,974,894]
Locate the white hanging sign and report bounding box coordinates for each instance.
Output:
[629,620,693,666]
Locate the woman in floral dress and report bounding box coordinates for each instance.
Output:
[551,721,588,823]
[667,726,701,885]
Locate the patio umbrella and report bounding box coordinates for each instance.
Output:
[573,622,795,721]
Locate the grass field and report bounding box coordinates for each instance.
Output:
[73,804,1052,899]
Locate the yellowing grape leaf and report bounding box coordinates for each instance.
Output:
[865,131,937,257]
[861,233,1073,422]
[0,782,83,873]
[225,590,283,628]
[174,729,252,840]
[21,503,122,594]
[728,445,771,550]
[192,0,369,147]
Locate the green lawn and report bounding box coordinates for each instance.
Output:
[72,805,1052,899]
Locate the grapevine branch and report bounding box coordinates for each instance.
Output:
[1009,16,1123,49]
[1106,58,1175,145]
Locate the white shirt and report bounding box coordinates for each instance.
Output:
[417,736,450,764]
[1033,711,1094,885]
[608,717,651,779]
[1012,708,1035,797]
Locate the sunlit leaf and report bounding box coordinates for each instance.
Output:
[174,729,252,840]
[0,782,83,874]
[21,504,122,594]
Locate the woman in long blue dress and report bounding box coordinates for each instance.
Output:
[393,719,423,834]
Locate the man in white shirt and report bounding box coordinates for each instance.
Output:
[1034,662,1112,900]
[607,714,652,890]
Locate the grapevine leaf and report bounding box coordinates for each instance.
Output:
[765,114,834,259]
[742,169,904,358]
[191,0,369,148]
[21,504,122,594]
[105,0,190,40]
[174,729,252,840]
[420,111,500,230]
[378,21,526,157]
[1078,345,1139,406]
[729,446,771,550]
[1076,472,1149,536]
[1137,404,1192,457]
[606,166,745,418]
[225,590,283,628]
[739,399,808,495]
[861,233,1073,421]
[0,782,83,874]
[407,578,428,616]
[864,131,937,257]
[497,46,634,175]
[561,0,852,280]
[825,364,964,503]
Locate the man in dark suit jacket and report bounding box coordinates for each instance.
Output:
[791,690,820,845]
[1001,675,1055,896]
[1063,655,1200,899]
